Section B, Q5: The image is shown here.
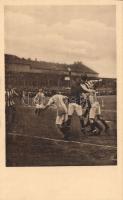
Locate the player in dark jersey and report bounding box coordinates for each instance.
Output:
[65,77,85,135]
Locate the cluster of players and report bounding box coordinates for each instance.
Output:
[33,73,109,140]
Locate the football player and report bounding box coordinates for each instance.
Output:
[43,93,69,140]
[33,88,45,116]
[80,74,109,135]
[5,86,19,132]
[65,77,86,134]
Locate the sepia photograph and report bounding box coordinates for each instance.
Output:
[4,5,117,167]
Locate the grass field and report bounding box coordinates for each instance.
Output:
[6,95,117,166]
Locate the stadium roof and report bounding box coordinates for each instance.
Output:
[5,54,98,75]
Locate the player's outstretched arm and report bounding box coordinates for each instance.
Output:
[80,84,95,93]
[42,96,55,111]
[42,104,50,111]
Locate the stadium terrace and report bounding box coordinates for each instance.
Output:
[5,54,98,90]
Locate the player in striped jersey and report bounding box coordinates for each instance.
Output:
[80,74,96,119]
[80,74,109,135]
[5,88,18,107]
[5,87,18,132]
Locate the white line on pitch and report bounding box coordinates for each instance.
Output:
[8,132,117,149]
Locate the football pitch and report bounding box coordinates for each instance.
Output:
[6,95,117,166]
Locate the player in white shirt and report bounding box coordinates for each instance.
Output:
[33,88,45,116]
[88,91,109,135]
[43,93,69,139]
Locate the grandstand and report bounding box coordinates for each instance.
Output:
[5,54,98,89]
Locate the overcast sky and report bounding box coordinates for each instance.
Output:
[4,5,116,78]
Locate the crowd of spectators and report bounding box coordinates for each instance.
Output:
[7,78,116,106]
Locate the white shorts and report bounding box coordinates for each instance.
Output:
[89,102,101,119]
[68,103,82,116]
[35,104,45,109]
[56,113,68,125]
